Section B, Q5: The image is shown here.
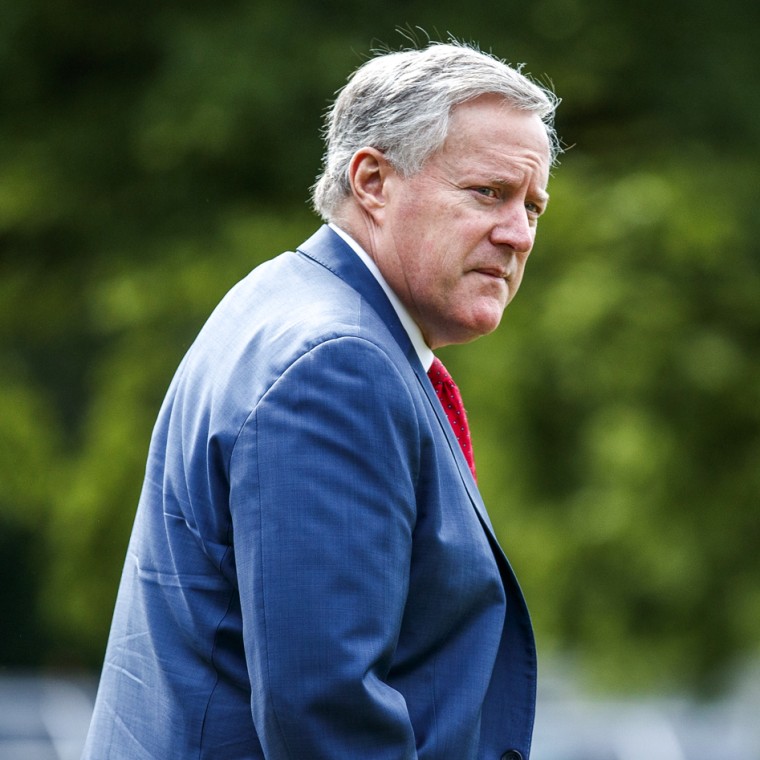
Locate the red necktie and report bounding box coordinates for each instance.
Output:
[427,357,477,480]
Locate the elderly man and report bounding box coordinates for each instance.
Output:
[83,42,559,760]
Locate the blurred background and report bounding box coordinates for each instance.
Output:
[1,0,758,757]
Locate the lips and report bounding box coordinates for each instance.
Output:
[474,266,510,281]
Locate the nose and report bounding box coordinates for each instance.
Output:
[489,203,535,254]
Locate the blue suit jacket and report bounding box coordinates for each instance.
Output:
[83,226,536,759]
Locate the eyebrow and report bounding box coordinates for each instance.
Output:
[488,175,550,207]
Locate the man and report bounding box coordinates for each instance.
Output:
[83,42,559,760]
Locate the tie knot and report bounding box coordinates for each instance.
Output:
[427,356,453,389]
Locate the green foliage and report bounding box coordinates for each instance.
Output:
[448,151,760,694]
[1,0,757,694]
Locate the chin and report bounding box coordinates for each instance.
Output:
[470,306,505,337]
[438,320,502,347]
[426,302,505,347]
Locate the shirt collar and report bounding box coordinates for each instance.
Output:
[329,223,434,371]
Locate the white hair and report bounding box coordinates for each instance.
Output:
[311,42,560,221]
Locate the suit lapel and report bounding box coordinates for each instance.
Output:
[297,225,499,541]
[413,365,497,534]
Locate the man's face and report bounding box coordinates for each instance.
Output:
[371,94,551,349]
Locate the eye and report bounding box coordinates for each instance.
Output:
[525,201,544,217]
[472,186,499,199]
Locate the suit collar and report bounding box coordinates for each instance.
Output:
[327,223,434,371]
[298,225,423,372]
[297,225,497,537]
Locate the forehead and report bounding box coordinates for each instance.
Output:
[440,95,551,185]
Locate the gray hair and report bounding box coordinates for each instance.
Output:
[311,42,560,221]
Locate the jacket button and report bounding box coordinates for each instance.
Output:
[501,752,524,760]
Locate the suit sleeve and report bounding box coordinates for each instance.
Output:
[229,336,421,759]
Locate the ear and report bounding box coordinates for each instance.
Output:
[348,147,395,219]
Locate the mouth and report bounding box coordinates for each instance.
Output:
[474,266,511,282]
